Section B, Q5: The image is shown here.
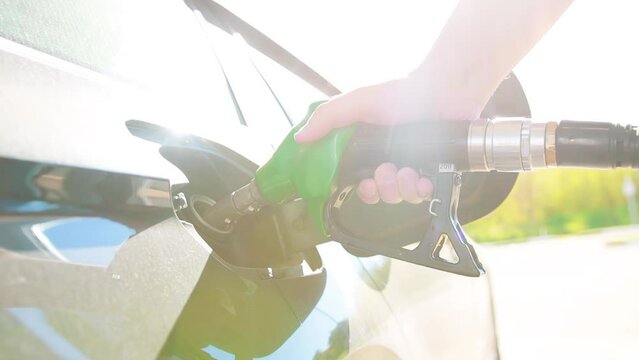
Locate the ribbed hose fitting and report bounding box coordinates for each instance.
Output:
[467,118,557,171]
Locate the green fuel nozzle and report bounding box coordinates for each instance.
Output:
[195,101,639,277]
[198,101,354,235]
[255,102,358,233]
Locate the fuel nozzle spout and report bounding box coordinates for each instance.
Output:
[195,180,267,233]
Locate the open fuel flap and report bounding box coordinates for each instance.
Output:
[127,121,329,358]
[127,120,325,278]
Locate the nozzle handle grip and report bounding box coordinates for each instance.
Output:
[337,121,471,186]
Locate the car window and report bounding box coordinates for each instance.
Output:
[197,24,293,145]
[247,45,328,125]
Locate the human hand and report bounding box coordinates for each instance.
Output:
[293,0,573,204]
[294,79,439,205]
[357,162,433,205]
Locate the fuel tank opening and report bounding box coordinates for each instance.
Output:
[158,140,326,275]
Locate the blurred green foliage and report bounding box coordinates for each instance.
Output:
[465,168,639,243]
[313,320,349,360]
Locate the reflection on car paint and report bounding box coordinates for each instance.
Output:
[257,272,349,359]
[31,217,135,267]
[7,308,90,360]
[0,157,356,359]
[356,255,392,292]
[161,253,345,359]
[0,200,60,213]
[0,158,172,262]
[170,266,351,359]
[0,158,207,358]
[0,158,172,214]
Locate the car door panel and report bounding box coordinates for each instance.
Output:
[0,1,504,358]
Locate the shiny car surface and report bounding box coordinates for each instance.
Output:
[0,1,505,358]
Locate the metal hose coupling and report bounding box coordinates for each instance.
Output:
[467,118,558,171]
[198,180,267,231]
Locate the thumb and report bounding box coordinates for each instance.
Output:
[294,86,378,143]
[294,102,341,143]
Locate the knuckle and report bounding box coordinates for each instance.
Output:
[357,179,379,204]
[379,185,401,204]
[397,167,419,179]
[375,163,398,179]
[417,177,434,199]
[310,104,332,121]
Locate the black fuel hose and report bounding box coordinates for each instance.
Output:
[556,121,639,169]
[338,119,639,181]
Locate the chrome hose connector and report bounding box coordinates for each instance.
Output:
[467,118,558,171]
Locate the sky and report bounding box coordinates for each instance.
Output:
[218,0,639,125]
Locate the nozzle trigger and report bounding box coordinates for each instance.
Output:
[325,168,484,277]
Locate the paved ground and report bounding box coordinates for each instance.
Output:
[483,226,639,360]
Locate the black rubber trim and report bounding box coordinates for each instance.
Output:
[185,0,341,97]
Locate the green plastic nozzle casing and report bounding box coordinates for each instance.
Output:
[254,101,353,234]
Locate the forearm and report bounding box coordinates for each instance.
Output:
[296,0,574,143]
[408,0,573,120]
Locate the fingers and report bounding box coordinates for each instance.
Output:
[397,167,423,204]
[416,177,434,200]
[357,178,379,204]
[375,163,402,204]
[356,164,433,204]
[294,102,339,143]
